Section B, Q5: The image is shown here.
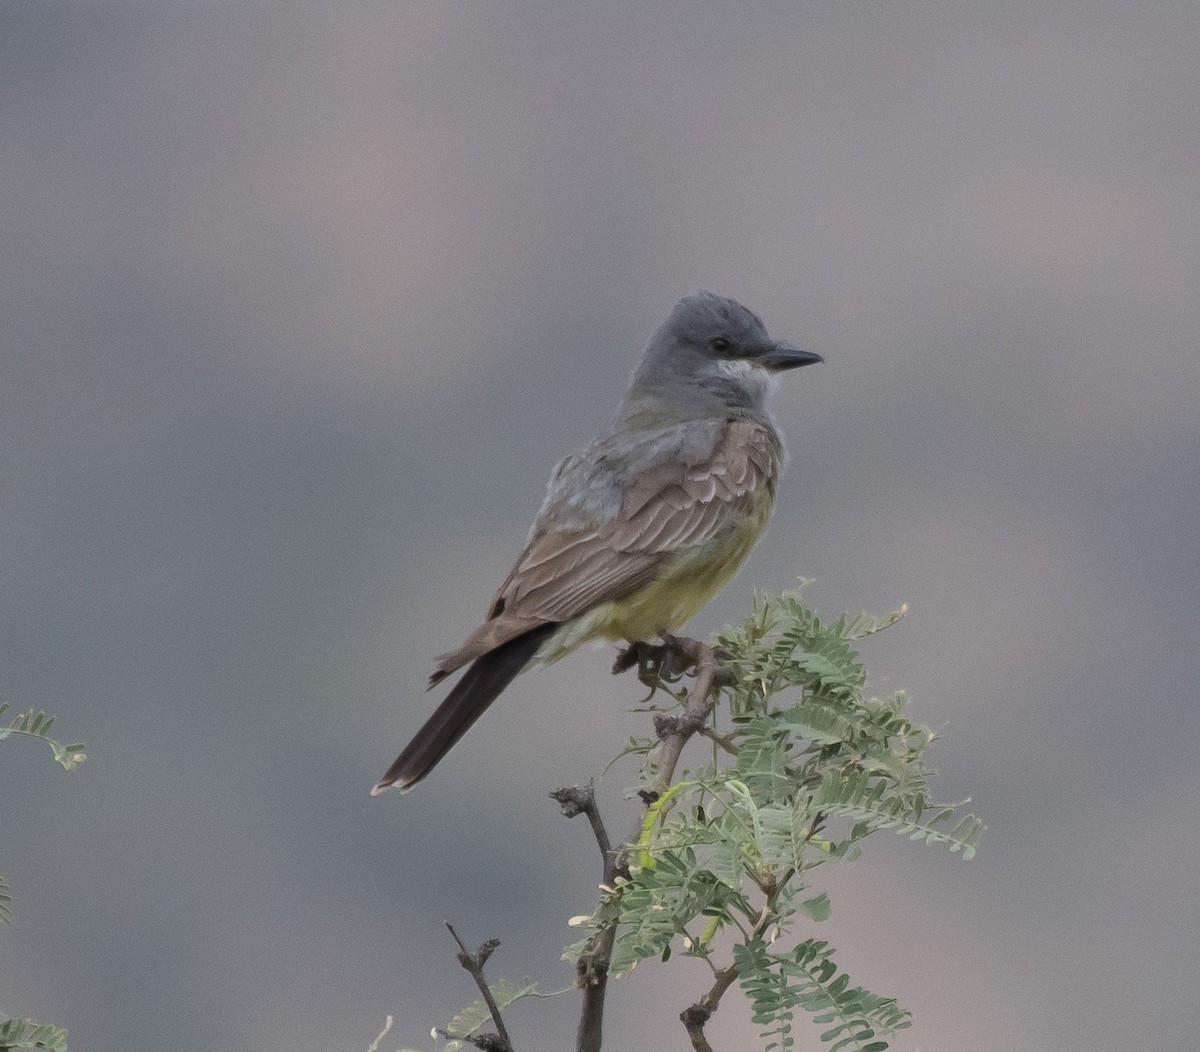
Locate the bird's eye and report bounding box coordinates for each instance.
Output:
[711,336,732,352]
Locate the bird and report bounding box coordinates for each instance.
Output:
[372,291,822,794]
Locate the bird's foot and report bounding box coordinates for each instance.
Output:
[612,632,725,692]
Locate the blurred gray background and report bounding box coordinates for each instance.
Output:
[2,3,1197,1050]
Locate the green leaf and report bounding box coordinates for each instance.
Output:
[0,705,86,772]
[814,771,985,858]
[708,838,744,890]
[442,977,569,1039]
[838,606,908,640]
[566,589,982,1049]
[736,939,910,1052]
[637,781,692,868]
[779,700,855,745]
[0,1015,69,1051]
[799,892,831,922]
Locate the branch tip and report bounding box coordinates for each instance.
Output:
[443,923,512,1050]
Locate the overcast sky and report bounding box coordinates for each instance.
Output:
[2,4,1198,1051]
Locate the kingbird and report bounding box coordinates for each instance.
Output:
[373,292,822,794]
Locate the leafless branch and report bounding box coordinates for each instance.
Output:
[551,782,623,1052]
[550,782,615,882]
[365,1015,393,1052]
[643,634,735,792]
[680,965,739,1052]
[443,923,514,1052]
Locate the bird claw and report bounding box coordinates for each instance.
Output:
[612,633,707,690]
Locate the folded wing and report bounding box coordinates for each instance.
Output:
[430,418,780,681]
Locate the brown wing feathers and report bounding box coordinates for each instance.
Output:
[376,420,779,791]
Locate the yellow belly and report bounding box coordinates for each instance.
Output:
[536,498,773,663]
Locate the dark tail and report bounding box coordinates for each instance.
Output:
[371,623,557,794]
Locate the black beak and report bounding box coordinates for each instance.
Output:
[758,342,824,372]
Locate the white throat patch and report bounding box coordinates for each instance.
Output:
[715,357,775,398]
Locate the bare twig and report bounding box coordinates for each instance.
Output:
[698,725,739,755]
[550,782,614,881]
[574,938,612,1052]
[680,1006,716,1052]
[366,1015,393,1052]
[680,965,739,1051]
[552,783,623,1052]
[645,634,735,793]
[444,923,514,1052]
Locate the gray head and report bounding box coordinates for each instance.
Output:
[622,292,822,423]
